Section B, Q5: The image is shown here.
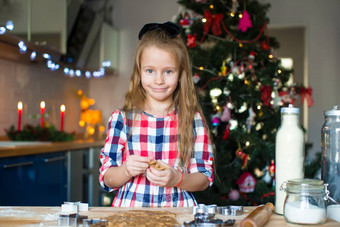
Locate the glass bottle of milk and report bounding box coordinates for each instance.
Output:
[275,104,304,215]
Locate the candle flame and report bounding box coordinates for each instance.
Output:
[17,101,23,110]
[60,104,66,112]
[40,101,45,108]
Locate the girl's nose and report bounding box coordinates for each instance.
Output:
[154,73,164,84]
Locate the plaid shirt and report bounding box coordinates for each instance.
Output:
[99,109,213,207]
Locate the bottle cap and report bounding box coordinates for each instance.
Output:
[281,104,299,114]
[325,105,340,116]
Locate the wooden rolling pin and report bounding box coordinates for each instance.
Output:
[240,202,274,227]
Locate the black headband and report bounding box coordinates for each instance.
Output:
[138,21,182,40]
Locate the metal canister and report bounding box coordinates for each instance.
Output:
[321,106,340,205]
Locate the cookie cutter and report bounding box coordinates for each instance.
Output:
[193,204,218,215]
[218,206,243,216]
[57,213,88,226]
[183,218,235,226]
[83,218,108,227]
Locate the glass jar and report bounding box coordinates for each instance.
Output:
[321,106,340,202]
[282,179,327,225]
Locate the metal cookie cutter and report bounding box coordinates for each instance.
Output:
[57,213,88,226]
[193,204,218,215]
[188,204,235,226]
[218,206,243,216]
[83,218,108,227]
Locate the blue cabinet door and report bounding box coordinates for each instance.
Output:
[0,152,67,206]
[35,152,67,205]
[0,156,36,205]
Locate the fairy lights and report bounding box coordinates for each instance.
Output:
[85,71,91,79]
[30,51,36,61]
[5,20,14,31]
[1,19,108,79]
[0,20,14,35]
[75,70,82,77]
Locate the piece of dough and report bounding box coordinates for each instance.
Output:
[107,210,179,227]
[149,160,168,171]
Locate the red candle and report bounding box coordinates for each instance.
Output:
[40,101,45,128]
[17,101,23,131]
[60,104,65,131]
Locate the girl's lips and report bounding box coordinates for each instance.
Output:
[152,88,167,92]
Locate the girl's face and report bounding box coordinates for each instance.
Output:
[140,46,180,107]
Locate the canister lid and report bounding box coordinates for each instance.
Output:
[286,178,325,194]
[281,104,299,114]
[325,106,340,116]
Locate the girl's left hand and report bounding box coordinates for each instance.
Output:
[146,160,182,188]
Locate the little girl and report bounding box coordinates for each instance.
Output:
[99,21,214,207]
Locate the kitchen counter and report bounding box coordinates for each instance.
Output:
[0,138,104,158]
[0,206,339,226]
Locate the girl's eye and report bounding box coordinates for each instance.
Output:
[164,70,173,76]
[146,69,153,74]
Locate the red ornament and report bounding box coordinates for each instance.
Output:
[238,10,252,32]
[186,33,197,48]
[192,73,200,84]
[259,40,270,50]
[235,148,251,169]
[259,85,272,107]
[223,124,230,140]
[248,51,256,60]
[269,160,275,177]
[236,172,256,193]
[180,12,192,26]
[279,90,296,105]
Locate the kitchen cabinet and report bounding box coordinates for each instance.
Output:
[0,0,67,53]
[0,152,66,206]
[35,153,67,206]
[0,139,104,206]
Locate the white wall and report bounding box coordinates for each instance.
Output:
[259,0,340,159]
[88,0,180,125]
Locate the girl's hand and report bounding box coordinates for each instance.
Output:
[124,155,151,178]
[146,160,182,187]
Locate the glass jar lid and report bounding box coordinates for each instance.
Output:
[325,105,340,116]
[286,178,325,194]
[281,104,299,114]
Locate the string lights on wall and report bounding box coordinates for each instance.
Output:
[0,20,111,78]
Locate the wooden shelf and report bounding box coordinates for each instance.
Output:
[0,33,62,64]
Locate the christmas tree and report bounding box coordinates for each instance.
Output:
[176,0,314,205]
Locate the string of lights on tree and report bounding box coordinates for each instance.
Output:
[0,20,110,78]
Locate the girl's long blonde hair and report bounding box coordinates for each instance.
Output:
[123,29,210,168]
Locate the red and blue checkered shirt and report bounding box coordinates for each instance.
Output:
[99,109,214,207]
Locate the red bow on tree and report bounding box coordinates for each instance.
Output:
[203,9,224,36]
[300,86,314,107]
